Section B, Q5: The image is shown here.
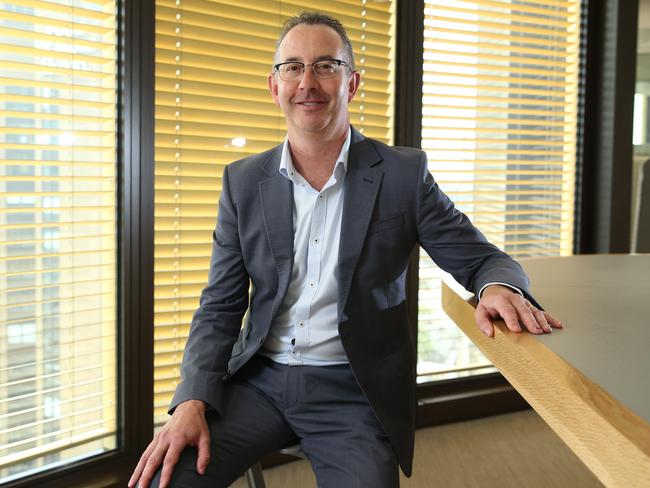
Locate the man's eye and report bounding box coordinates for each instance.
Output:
[316,62,336,72]
[285,64,302,72]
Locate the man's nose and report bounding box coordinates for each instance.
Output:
[298,66,319,90]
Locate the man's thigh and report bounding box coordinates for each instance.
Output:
[300,431,399,488]
[287,364,399,488]
[147,363,298,487]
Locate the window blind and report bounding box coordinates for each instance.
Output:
[0,0,118,481]
[417,0,581,380]
[154,0,395,425]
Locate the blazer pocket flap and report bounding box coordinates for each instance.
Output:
[368,212,404,235]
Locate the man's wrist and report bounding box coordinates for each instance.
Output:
[478,282,523,300]
[178,399,207,413]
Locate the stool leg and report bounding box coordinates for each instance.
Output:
[245,462,267,488]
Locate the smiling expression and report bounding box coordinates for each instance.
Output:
[268,24,360,138]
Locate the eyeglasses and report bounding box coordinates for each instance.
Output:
[273,59,351,81]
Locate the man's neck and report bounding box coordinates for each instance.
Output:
[287,127,348,191]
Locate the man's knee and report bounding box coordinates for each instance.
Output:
[144,445,242,488]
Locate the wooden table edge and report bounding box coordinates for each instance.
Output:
[441,282,650,488]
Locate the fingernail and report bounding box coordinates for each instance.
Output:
[481,327,491,337]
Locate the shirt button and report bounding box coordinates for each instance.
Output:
[309,282,314,287]
[314,238,319,244]
[299,321,305,327]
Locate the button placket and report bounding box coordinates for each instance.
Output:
[293,188,322,359]
[273,151,349,366]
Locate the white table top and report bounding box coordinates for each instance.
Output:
[441,254,650,487]
[520,254,650,425]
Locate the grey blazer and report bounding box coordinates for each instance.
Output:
[170,128,536,476]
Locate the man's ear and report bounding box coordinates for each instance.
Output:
[347,71,361,102]
[268,73,280,107]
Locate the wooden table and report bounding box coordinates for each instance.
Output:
[441,254,650,488]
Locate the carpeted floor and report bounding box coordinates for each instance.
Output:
[231,410,604,487]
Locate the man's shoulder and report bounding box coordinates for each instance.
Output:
[363,136,425,168]
[226,144,281,178]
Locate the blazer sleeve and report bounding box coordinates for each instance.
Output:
[169,164,250,414]
[414,151,541,308]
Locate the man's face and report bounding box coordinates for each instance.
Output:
[268,24,360,137]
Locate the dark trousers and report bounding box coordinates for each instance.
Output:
[149,354,399,488]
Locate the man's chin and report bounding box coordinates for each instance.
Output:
[294,120,329,134]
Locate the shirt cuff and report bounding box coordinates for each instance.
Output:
[478,282,523,301]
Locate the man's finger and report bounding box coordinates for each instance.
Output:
[530,307,551,333]
[138,448,166,488]
[196,429,211,474]
[128,440,158,487]
[497,302,522,333]
[475,306,494,337]
[159,443,183,488]
[545,311,564,329]
[513,300,542,334]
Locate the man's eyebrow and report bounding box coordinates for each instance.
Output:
[314,55,339,62]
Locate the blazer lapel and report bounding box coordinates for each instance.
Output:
[338,130,383,320]
[259,146,294,318]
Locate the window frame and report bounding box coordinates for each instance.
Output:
[2,0,155,486]
[576,0,638,253]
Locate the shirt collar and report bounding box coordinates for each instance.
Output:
[279,126,351,184]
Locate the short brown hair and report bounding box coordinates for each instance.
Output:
[275,11,355,70]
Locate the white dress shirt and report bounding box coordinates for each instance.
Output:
[259,128,351,365]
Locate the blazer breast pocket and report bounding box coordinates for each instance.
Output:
[368,212,405,235]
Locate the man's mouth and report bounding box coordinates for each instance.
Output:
[295,100,327,106]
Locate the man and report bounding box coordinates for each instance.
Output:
[130,12,562,488]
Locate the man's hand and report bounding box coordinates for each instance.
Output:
[475,284,563,338]
[128,399,211,488]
